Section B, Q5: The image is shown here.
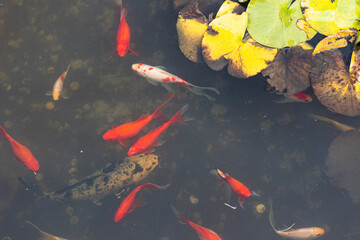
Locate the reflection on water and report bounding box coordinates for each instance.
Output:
[0,0,360,239]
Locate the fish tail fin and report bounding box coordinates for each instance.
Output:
[65,64,71,73]
[187,84,220,102]
[267,197,278,233]
[25,220,48,237]
[168,104,193,125]
[120,7,127,21]
[129,48,139,56]
[307,113,333,123]
[170,205,188,225]
[18,177,46,197]
[0,125,6,136]
[152,93,174,122]
[141,183,171,190]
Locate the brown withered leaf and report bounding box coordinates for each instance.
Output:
[261,44,313,97]
[326,129,360,203]
[311,48,360,116]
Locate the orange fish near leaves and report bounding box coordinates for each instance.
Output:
[103,93,173,147]
[0,126,39,172]
[211,169,259,209]
[171,205,223,240]
[114,183,170,222]
[128,103,193,156]
[112,0,139,57]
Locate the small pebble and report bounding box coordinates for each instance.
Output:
[189,195,199,204]
[256,204,266,213]
[65,206,74,216]
[70,81,80,91]
[47,66,55,74]
[69,215,79,225]
[35,173,44,181]
[45,102,54,110]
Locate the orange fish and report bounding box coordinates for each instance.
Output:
[103,93,173,147]
[212,169,259,209]
[113,0,139,57]
[0,126,39,172]
[128,103,192,156]
[114,183,170,222]
[171,205,223,240]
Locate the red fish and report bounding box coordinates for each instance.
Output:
[273,92,312,103]
[0,126,39,172]
[171,205,223,240]
[103,93,174,147]
[127,103,192,156]
[114,183,170,222]
[113,0,139,57]
[212,169,259,209]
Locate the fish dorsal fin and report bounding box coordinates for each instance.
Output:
[278,223,295,232]
[134,114,149,122]
[130,199,146,212]
[155,66,167,71]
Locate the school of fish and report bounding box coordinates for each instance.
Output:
[0,1,329,240]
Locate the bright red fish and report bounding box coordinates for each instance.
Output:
[171,205,223,240]
[127,103,192,156]
[113,0,139,57]
[114,183,170,222]
[0,126,39,172]
[103,93,173,147]
[212,169,259,209]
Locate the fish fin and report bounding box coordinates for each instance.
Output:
[170,205,188,225]
[186,84,220,101]
[129,48,139,56]
[250,191,260,197]
[278,223,296,232]
[268,197,278,233]
[134,114,150,122]
[168,103,193,125]
[0,125,6,136]
[210,169,220,178]
[142,148,155,154]
[118,138,130,147]
[130,199,146,212]
[60,89,70,99]
[106,50,117,62]
[153,139,166,147]
[161,83,175,92]
[45,91,52,96]
[224,202,237,209]
[146,78,159,86]
[153,111,168,123]
[151,92,174,122]
[128,135,139,143]
[155,66,167,71]
[120,7,127,21]
[238,196,245,209]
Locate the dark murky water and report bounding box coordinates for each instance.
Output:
[1,0,360,239]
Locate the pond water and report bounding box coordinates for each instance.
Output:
[0,0,359,239]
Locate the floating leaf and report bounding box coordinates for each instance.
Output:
[301,0,360,36]
[246,0,309,48]
[176,1,209,63]
[326,129,360,203]
[262,44,314,97]
[312,29,357,55]
[216,0,244,18]
[311,48,360,116]
[296,19,317,39]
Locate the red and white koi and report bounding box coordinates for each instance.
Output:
[46,64,70,101]
[268,198,325,239]
[131,63,220,101]
[273,92,313,103]
[103,93,173,146]
[114,183,170,222]
[171,205,223,240]
[0,125,39,172]
[127,103,192,156]
[211,169,259,209]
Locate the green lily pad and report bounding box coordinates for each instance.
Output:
[301,0,360,36]
[247,0,309,48]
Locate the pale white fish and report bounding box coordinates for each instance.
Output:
[268,198,325,239]
[46,64,71,101]
[308,113,356,132]
[131,63,220,101]
[25,220,68,240]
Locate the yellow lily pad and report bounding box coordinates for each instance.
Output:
[296,19,318,39]
[216,0,244,18]
[312,29,357,55]
[301,0,360,36]
[311,48,360,116]
[176,1,209,63]
[262,44,314,97]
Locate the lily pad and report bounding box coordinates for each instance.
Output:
[247,0,309,48]
[202,11,277,78]
[216,0,244,18]
[311,48,360,116]
[326,129,360,203]
[176,1,209,63]
[301,0,360,36]
[262,43,314,97]
[296,18,318,39]
[312,29,357,55]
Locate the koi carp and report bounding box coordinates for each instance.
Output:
[46,65,70,101]
[132,63,220,101]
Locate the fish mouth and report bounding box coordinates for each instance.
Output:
[216,169,226,178]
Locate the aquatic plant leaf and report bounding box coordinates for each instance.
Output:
[296,19,317,39]
[176,1,209,63]
[246,0,309,48]
[225,35,278,78]
[312,29,357,55]
[202,11,248,71]
[311,49,360,116]
[301,0,360,36]
[356,31,360,45]
[262,44,313,97]
[216,0,244,18]
[326,129,360,203]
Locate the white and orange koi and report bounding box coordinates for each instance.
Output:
[131,63,220,101]
[46,65,71,101]
[308,113,355,132]
[25,220,68,240]
[268,198,325,239]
